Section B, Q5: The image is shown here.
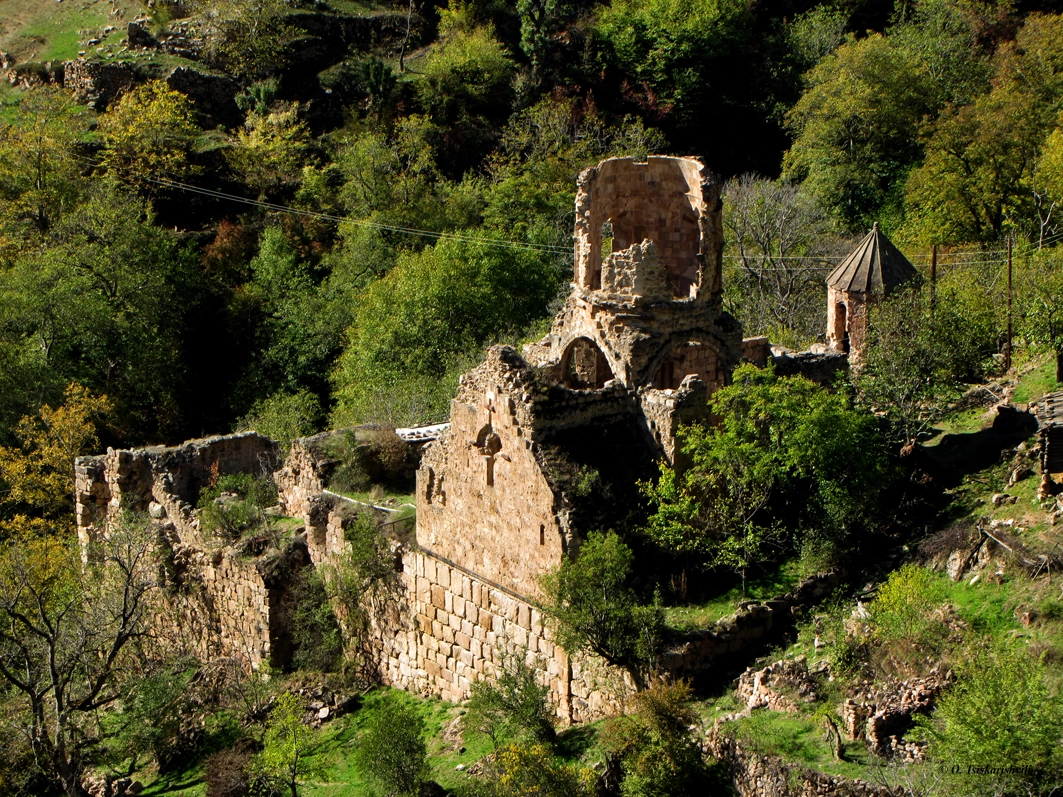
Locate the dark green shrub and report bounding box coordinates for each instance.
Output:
[915,640,1063,795]
[289,569,343,672]
[461,647,555,747]
[328,428,412,495]
[197,473,278,541]
[354,699,429,797]
[599,681,708,797]
[539,531,664,683]
[113,660,199,773]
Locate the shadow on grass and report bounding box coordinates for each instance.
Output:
[555,722,600,759]
[924,411,1037,489]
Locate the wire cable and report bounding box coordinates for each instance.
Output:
[73,154,574,256]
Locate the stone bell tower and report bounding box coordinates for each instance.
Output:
[826,222,919,361]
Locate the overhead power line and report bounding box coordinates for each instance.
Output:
[73,155,573,256]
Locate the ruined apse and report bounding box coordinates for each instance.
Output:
[417,156,742,598]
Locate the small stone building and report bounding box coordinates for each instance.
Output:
[826,223,919,361]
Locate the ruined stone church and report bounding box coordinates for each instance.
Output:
[75,156,805,721]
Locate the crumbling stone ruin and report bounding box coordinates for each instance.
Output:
[75,433,294,665]
[705,729,892,797]
[840,668,952,761]
[75,156,760,722]
[735,656,820,714]
[77,156,881,725]
[1036,390,1063,496]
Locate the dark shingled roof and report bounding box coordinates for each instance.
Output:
[827,223,919,295]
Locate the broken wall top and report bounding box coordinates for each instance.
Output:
[574,156,722,305]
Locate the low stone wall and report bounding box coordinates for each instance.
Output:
[152,530,286,665]
[63,59,137,109]
[76,431,279,547]
[275,431,336,522]
[661,571,845,679]
[771,348,849,386]
[706,729,891,797]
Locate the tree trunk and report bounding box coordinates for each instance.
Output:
[823,715,845,761]
[1056,348,1062,384]
[398,0,413,73]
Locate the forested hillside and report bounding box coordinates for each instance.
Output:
[0,0,1060,462]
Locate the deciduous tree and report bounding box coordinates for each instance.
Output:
[539,530,664,683]
[0,383,110,537]
[98,81,200,187]
[784,33,935,229]
[722,175,849,345]
[0,519,158,796]
[255,691,325,797]
[644,365,889,582]
[0,87,89,250]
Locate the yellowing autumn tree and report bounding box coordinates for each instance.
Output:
[0,384,110,537]
[98,81,200,187]
[226,106,311,200]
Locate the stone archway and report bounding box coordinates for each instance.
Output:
[834,302,850,353]
[561,337,615,390]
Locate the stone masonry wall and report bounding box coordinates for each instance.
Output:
[309,506,629,724]
[75,432,294,667]
[574,157,719,299]
[417,390,567,599]
[307,499,844,725]
[63,59,136,109]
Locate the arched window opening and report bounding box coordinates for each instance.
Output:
[561,338,614,390]
[835,302,850,353]
[666,210,701,298]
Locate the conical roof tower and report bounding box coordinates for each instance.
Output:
[827,223,919,296]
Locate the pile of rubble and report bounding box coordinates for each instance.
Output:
[734,656,820,714]
[290,683,362,727]
[127,20,204,59]
[82,775,143,797]
[840,667,952,760]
